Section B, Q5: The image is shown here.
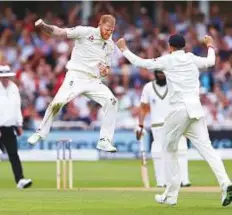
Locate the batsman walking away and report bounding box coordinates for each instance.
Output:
[27,14,118,152]
[117,34,232,206]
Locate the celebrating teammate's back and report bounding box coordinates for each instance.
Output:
[117,34,232,206]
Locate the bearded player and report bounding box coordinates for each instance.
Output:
[28,15,118,152]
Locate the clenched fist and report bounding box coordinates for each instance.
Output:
[203,35,214,48]
[135,125,146,141]
[116,38,128,52]
[35,19,45,27]
[98,62,109,77]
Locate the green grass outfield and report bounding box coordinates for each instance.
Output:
[0,160,232,215]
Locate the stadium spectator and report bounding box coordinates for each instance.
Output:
[0,1,232,130]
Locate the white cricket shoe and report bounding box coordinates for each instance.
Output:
[222,184,232,206]
[17,178,32,189]
[27,133,42,145]
[96,138,117,152]
[155,194,177,206]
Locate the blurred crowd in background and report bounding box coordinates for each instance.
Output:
[0,1,232,130]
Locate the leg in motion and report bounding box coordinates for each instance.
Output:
[178,136,191,187]
[185,117,232,206]
[155,108,190,205]
[151,127,166,187]
[28,72,80,145]
[85,81,118,152]
[27,101,65,144]
[1,127,32,189]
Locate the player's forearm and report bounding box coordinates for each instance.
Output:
[138,106,148,126]
[206,47,216,67]
[138,113,146,127]
[123,49,148,68]
[123,49,158,70]
[202,35,216,68]
[40,23,67,38]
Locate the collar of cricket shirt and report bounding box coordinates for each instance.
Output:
[152,82,168,100]
[96,27,101,37]
[97,27,104,40]
[172,50,185,55]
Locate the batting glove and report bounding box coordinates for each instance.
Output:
[135,125,146,141]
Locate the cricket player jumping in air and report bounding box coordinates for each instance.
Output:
[117,34,232,206]
[28,15,118,152]
[136,70,190,188]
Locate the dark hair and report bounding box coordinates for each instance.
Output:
[169,34,186,49]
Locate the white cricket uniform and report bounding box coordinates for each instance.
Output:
[141,81,189,186]
[0,82,23,127]
[38,26,118,142]
[123,48,231,200]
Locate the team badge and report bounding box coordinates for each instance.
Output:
[88,35,94,42]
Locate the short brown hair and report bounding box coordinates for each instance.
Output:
[99,14,116,25]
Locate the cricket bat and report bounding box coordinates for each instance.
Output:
[139,138,150,188]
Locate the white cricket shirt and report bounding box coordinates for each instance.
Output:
[66,26,114,77]
[0,81,23,126]
[141,82,169,125]
[123,48,215,119]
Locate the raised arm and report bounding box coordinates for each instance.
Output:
[35,19,68,38]
[35,19,91,40]
[116,38,165,70]
[192,35,216,69]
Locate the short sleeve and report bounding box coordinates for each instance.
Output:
[140,84,149,104]
[66,26,91,39]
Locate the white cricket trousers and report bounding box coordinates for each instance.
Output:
[151,127,190,186]
[161,107,231,200]
[38,70,118,142]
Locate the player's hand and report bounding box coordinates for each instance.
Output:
[98,62,109,77]
[203,35,214,48]
[135,125,145,141]
[35,19,45,28]
[116,38,128,52]
[15,126,23,136]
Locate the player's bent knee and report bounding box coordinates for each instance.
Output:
[50,102,64,116]
[163,140,179,153]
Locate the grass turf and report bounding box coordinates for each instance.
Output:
[0,160,232,215]
[1,160,231,188]
[0,191,231,215]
